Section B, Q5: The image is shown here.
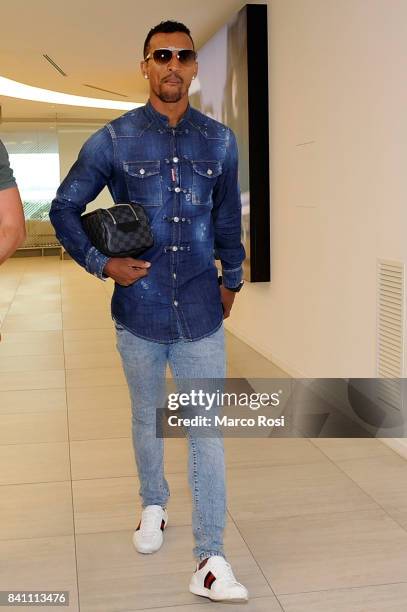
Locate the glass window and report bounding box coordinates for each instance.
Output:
[0,127,59,220]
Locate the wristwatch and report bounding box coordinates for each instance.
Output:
[218,275,244,292]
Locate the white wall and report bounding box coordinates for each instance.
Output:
[227,0,407,379]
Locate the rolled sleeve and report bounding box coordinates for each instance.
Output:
[212,129,246,289]
[85,246,110,280]
[221,264,243,289]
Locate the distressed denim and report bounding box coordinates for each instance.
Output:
[115,321,227,561]
[50,100,245,343]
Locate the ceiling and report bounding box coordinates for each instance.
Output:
[0,0,249,121]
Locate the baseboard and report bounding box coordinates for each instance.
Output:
[225,325,407,456]
[379,438,407,460]
[224,320,306,378]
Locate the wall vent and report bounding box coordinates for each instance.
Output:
[377,259,405,378]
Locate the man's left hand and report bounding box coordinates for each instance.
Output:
[220,285,236,319]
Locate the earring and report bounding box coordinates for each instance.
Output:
[144,74,148,79]
[192,75,196,80]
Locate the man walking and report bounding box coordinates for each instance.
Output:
[50,20,248,602]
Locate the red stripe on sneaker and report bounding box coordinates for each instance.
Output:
[204,571,216,590]
[160,519,166,531]
[198,558,209,570]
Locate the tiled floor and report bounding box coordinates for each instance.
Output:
[1,257,407,611]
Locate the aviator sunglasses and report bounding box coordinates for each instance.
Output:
[144,47,197,66]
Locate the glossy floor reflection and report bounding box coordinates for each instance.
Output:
[1,257,407,612]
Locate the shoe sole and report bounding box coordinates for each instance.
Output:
[134,544,162,554]
[189,584,248,602]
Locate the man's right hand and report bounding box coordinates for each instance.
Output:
[103,258,151,286]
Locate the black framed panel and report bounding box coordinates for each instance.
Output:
[190,4,270,282]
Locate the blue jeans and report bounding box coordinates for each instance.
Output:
[115,322,227,561]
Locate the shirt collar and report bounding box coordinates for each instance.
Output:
[144,99,192,128]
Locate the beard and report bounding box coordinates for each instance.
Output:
[157,79,184,103]
[157,89,183,103]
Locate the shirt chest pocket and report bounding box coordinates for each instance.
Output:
[123,161,162,207]
[191,160,222,206]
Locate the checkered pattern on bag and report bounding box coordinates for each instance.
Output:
[81,203,154,257]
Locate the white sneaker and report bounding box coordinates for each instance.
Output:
[189,555,249,602]
[132,505,168,554]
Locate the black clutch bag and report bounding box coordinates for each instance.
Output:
[81,203,154,258]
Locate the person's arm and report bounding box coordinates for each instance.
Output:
[0,186,26,265]
[212,128,246,317]
[49,126,113,278]
[49,126,150,286]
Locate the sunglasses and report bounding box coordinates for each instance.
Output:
[144,47,197,66]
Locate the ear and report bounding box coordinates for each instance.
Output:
[140,59,148,79]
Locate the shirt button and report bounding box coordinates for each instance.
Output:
[172,246,178,251]
[207,168,213,175]
[173,216,180,222]
[173,272,177,279]
[174,300,178,306]
[173,157,179,163]
[139,168,145,175]
[174,186,181,193]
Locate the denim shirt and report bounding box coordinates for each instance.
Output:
[49,100,245,343]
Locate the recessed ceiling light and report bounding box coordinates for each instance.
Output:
[0,75,141,110]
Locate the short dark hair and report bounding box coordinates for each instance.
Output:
[143,20,195,59]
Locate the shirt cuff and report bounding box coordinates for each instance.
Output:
[85,246,110,281]
[221,265,243,289]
